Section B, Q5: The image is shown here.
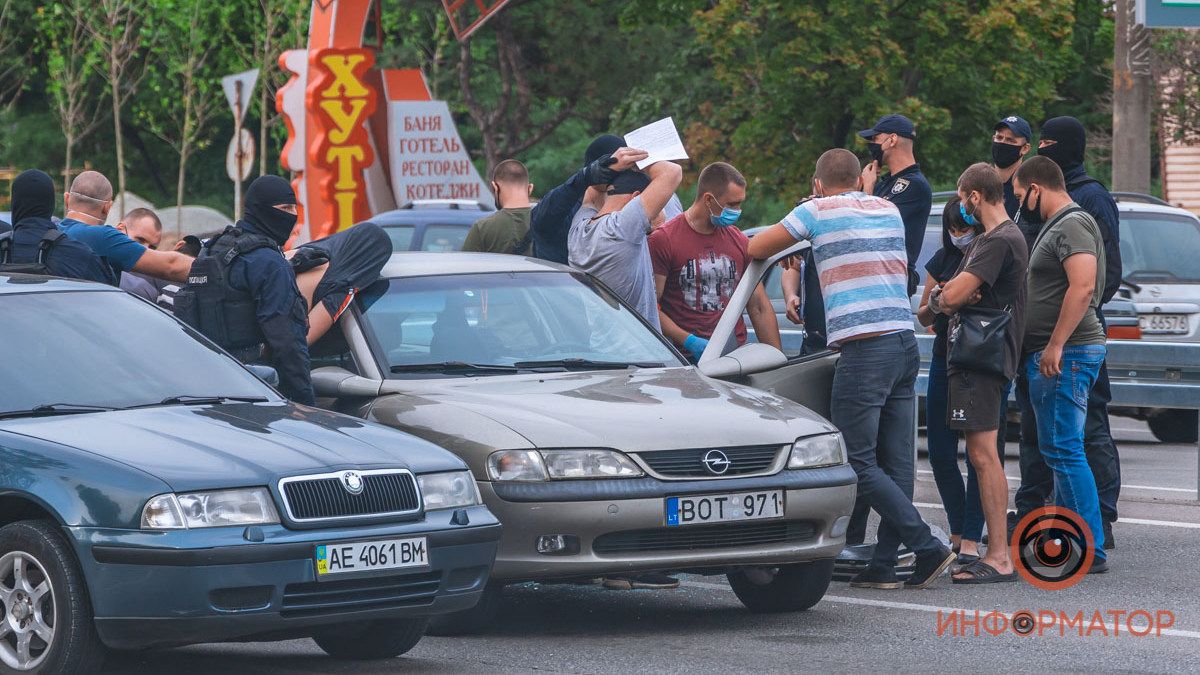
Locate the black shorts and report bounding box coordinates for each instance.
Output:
[947,370,1008,431]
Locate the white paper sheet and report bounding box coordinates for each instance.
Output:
[624,117,689,169]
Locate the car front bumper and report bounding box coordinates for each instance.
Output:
[479,465,857,582]
[69,505,501,649]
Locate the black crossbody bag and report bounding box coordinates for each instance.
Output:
[947,304,1011,377]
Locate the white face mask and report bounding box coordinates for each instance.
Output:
[950,232,976,250]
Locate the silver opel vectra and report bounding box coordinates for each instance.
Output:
[310,250,855,632]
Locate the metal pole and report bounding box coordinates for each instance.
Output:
[234,81,244,221]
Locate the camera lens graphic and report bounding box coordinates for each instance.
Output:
[1011,507,1095,590]
[1011,611,1036,636]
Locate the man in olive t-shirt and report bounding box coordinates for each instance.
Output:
[463,159,533,255]
[1011,156,1109,565]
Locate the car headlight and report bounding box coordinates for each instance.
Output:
[487,449,644,480]
[541,449,643,479]
[418,471,481,510]
[487,450,549,481]
[141,488,280,529]
[787,433,846,469]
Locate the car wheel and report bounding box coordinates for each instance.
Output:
[1148,409,1198,444]
[426,582,503,636]
[728,559,835,613]
[312,618,428,660]
[0,520,106,673]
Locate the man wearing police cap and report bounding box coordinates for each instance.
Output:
[991,115,1034,220]
[860,114,933,297]
[174,175,314,404]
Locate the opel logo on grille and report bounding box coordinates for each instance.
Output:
[341,470,365,494]
[702,450,731,475]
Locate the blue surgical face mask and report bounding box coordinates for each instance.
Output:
[959,201,979,227]
[707,196,742,227]
[950,232,976,250]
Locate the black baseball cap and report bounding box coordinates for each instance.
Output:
[585,134,624,165]
[994,115,1032,142]
[858,114,916,140]
[608,170,650,195]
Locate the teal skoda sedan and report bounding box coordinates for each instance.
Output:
[0,274,501,672]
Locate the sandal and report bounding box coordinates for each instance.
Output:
[951,560,1017,584]
[951,553,979,573]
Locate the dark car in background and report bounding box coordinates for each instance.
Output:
[0,275,501,671]
[364,200,493,253]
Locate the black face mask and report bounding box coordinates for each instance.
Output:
[242,175,298,246]
[10,169,56,224]
[991,142,1023,169]
[1018,187,1043,229]
[867,142,884,165]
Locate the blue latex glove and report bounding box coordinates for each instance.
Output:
[683,334,709,360]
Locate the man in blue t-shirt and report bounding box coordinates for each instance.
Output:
[3,169,113,285]
[57,171,193,283]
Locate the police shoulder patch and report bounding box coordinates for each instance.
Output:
[891,178,910,195]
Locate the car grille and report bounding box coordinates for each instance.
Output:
[592,521,816,555]
[636,445,784,478]
[279,470,420,522]
[280,571,441,618]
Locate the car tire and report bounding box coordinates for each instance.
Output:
[728,559,835,613]
[426,582,503,636]
[1148,409,1198,444]
[0,519,107,673]
[311,618,428,660]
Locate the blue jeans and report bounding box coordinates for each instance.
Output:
[1025,345,1107,559]
[926,355,984,542]
[833,332,940,568]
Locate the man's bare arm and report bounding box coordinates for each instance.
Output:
[747,283,782,349]
[132,248,195,282]
[638,161,683,220]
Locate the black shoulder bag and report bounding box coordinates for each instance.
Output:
[947,303,1011,377]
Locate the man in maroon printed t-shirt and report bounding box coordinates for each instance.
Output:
[649,162,781,361]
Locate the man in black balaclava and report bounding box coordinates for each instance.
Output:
[178,175,314,404]
[1011,116,1122,549]
[1,169,112,284]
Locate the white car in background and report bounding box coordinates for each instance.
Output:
[1112,194,1200,342]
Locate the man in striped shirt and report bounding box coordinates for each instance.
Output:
[749,148,954,589]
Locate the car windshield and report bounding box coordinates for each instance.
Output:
[0,290,274,415]
[420,224,470,252]
[383,224,415,252]
[356,272,683,375]
[1120,213,1200,283]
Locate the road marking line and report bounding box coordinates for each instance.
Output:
[911,502,1200,529]
[680,580,1200,639]
[916,469,1194,494]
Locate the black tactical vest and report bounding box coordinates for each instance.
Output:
[173,226,279,354]
[0,228,68,276]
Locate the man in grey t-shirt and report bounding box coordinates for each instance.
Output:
[568,150,683,331]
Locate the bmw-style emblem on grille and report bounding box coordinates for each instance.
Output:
[341,470,365,494]
[702,450,731,475]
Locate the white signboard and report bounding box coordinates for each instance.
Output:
[387,100,493,207]
[226,128,255,182]
[221,69,260,123]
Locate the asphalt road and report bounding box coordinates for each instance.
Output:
[104,421,1200,674]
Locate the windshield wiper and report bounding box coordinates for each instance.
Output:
[512,358,664,370]
[0,403,118,420]
[390,361,520,374]
[126,395,270,409]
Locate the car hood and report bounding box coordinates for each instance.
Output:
[0,402,464,492]
[379,367,835,452]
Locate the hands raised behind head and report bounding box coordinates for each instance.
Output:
[609,147,649,172]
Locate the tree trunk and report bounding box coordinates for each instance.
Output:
[1112,0,1152,193]
[110,55,126,217]
[177,146,188,237]
[64,137,74,192]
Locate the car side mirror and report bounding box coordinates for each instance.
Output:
[245,364,279,387]
[311,367,384,398]
[697,342,788,378]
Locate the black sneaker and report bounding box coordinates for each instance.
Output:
[602,573,679,590]
[849,566,902,590]
[904,546,956,589]
[1103,521,1115,551]
[1088,558,1110,575]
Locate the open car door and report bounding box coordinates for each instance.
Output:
[698,241,838,420]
